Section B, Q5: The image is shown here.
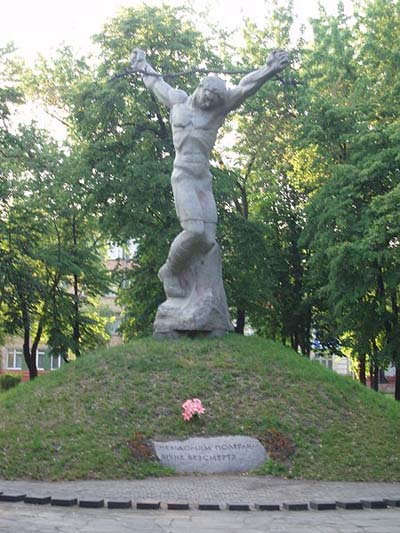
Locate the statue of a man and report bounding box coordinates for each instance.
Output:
[130,48,289,337]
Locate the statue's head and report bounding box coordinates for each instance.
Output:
[193,76,227,110]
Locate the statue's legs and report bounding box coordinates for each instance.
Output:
[158,220,216,298]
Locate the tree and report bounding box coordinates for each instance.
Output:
[1,141,112,378]
[213,1,312,349]
[0,45,111,377]
[301,0,400,397]
[0,45,49,379]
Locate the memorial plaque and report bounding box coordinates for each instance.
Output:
[152,436,267,473]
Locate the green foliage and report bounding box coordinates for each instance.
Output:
[300,0,400,391]
[0,374,21,391]
[0,47,112,376]
[214,2,311,347]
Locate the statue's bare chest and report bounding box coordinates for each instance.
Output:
[170,103,221,132]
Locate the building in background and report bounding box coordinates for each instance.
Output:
[0,340,63,382]
[101,243,135,347]
[310,352,352,376]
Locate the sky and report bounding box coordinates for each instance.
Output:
[1,0,351,62]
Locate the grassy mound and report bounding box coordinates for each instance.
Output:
[0,335,399,481]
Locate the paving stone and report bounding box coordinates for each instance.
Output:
[283,502,309,511]
[384,498,400,507]
[336,500,363,510]
[167,502,190,510]
[24,495,52,505]
[79,498,104,508]
[310,501,337,511]
[198,502,221,510]
[227,503,251,511]
[0,493,26,502]
[361,499,387,509]
[136,500,161,510]
[255,503,281,511]
[50,498,78,507]
[107,499,132,509]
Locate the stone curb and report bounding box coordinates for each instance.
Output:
[1,492,400,512]
[51,498,78,507]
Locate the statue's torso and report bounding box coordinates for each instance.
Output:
[170,101,225,163]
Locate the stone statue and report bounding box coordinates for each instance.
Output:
[130,48,289,338]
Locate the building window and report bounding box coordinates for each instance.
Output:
[6,349,23,370]
[50,355,61,370]
[36,350,45,370]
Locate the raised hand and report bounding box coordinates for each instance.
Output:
[266,49,289,74]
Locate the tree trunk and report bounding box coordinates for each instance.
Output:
[292,331,300,353]
[391,292,399,401]
[235,308,245,335]
[395,362,400,402]
[72,215,81,357]
[301,305,312,357]
[359,354,366,385]
[31,319,43,359]
[371,360,379,391]
[22,305,37,380]
[73,272,81,357]
[232,163,250,338]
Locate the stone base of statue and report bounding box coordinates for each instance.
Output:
[153,243,233,338]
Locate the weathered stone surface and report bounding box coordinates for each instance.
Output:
[51,498,78,507]
[107,500,132,509]
[78,499,104,508]
[361,499,387,509]
[167,502,190,510]
[153,436,267,474]
[228,503,250,511]
[255,503,281,511]
[309,501,336,511]
[282,502,309,511]
[0,493,26,502]
[336,500,363,510]
[136,500,161,510]
[24,495,51,505]
[198,503,221,511]
[153,244,233,337]
[384,498,400,507]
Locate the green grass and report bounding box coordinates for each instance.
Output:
[0,334,399,481]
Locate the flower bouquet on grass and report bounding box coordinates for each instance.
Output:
[182,398,205,422]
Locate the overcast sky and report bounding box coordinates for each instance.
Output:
[1,0,351,62]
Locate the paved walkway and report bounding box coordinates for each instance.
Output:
[1,475,400,504]
[1,503,400,532]
[1,476,400,532]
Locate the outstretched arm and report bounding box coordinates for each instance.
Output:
[224,50,289,112]
[130,48,187,108]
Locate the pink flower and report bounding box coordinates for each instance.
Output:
[192,398,205,415]
[182,398,205,421]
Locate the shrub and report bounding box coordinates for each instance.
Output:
[0,374,21,391]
